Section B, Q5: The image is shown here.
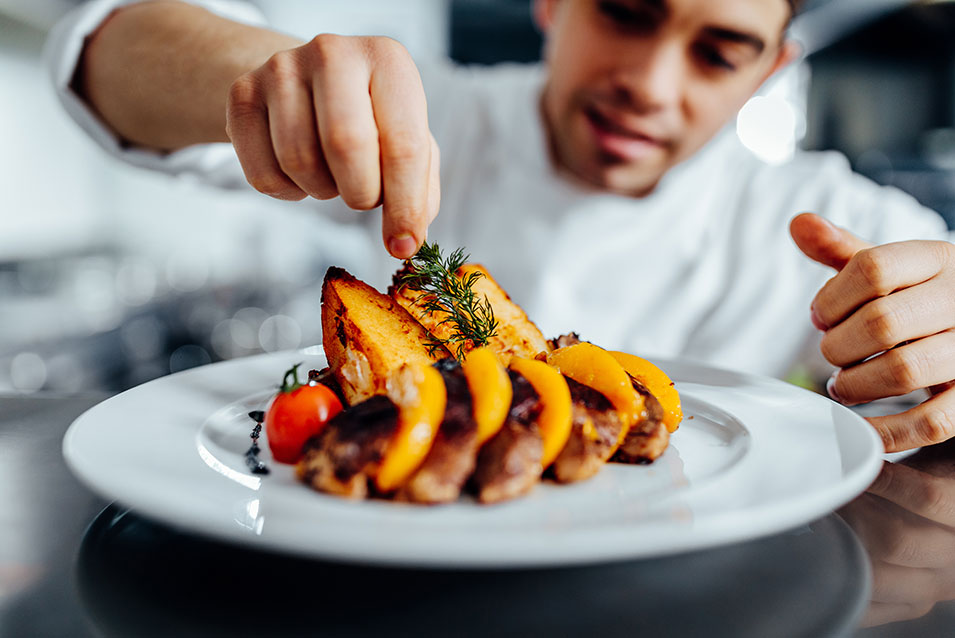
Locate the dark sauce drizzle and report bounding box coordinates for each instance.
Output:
[245,410,270,475]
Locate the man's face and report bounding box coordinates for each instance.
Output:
[538,0,796,196]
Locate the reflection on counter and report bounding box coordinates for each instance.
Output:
[841,439,955,634]
[76,505,869,638]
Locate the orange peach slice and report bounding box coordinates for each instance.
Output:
[462,346,512,445]
[546,343,645,452]
[509,357,572,469]
[609,351,683,432]
[376,362,447,492]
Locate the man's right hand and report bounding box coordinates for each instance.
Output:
[225,35,439,259]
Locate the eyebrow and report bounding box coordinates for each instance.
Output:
[635,0,769,54]
[703,26,767,54]
[628,0,667,18]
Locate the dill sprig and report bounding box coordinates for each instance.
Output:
[398,242,498,361]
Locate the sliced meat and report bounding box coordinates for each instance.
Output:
[471,370,543,504]
[397,362,480,504]
[612,379,669,464]
[298,395,398,499]
[550,378,624,483]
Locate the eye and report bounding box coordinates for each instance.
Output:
[596,1,656,32]
[694,43,737,72]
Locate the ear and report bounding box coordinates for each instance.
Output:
[760,39,801,83]
[532,0,559,33]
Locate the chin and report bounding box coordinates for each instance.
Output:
[604,171,660,197]
[554,128,665,196]
[576,160,662,198]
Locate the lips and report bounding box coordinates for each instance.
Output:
[583,104,667,162]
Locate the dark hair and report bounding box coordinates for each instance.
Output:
[786,0,804,14]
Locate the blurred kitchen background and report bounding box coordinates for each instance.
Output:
[0,0,953,394]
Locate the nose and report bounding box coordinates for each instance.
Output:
[609,40,685,114]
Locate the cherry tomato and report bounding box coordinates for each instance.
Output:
[265,363,343,464]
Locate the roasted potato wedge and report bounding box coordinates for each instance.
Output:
[390,263,551,365]
[322,267,449,405]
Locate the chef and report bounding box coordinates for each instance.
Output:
[47,0,955,452]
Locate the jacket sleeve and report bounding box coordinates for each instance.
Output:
[43,0,267,190]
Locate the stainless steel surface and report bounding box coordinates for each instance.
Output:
[5,393,955,637]
[0,394,108,638]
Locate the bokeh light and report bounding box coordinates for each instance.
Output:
[736,95,799,165]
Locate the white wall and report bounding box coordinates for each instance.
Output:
[257,0,448,61]
[0,15,110,260]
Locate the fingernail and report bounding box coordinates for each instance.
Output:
[826,373,844,404]
[810,306,828,331]
[388,234,418,259]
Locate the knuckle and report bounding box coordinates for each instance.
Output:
[228,73,259,107]
[308,33,350,66]
[863,301,902,348]
[854,249,894,295]
[324,126,377,159]
[885,348,924,392]
[246,171,291,197]
[382,131,428,164]
[340,186,381,211]
[920,407,955,446]
[312,189,339,201]
[276,144,320,177]
[819,336,839,365]
[927,239,953,265]
[940,240,955,264]
[878,422,900,453]
[366,35,409,61]
[880,520,921,564]
[383,205,423,232]
[226,77,262,130]
[916,478,955,521]
[263,50,299,83]
[867,462,892,494]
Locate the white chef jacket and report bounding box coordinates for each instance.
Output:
[46,0,953,379]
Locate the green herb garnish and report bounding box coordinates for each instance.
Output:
[397,242,498,361]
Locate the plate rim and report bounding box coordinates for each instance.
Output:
[62,349,884,568]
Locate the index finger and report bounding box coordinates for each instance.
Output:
[867,385,955,453]
[813,241,950,329]
[369,47,433,258]
[812,241,949,327]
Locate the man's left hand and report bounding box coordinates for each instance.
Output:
[791,212,955,452]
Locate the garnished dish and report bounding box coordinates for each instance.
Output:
[62,275,883,564]
[263,243,683,505]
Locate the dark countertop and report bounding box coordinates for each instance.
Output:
[3,393,955,637]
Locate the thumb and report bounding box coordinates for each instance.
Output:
[790,212,873,271]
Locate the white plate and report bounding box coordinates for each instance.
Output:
[63,349,883,568]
